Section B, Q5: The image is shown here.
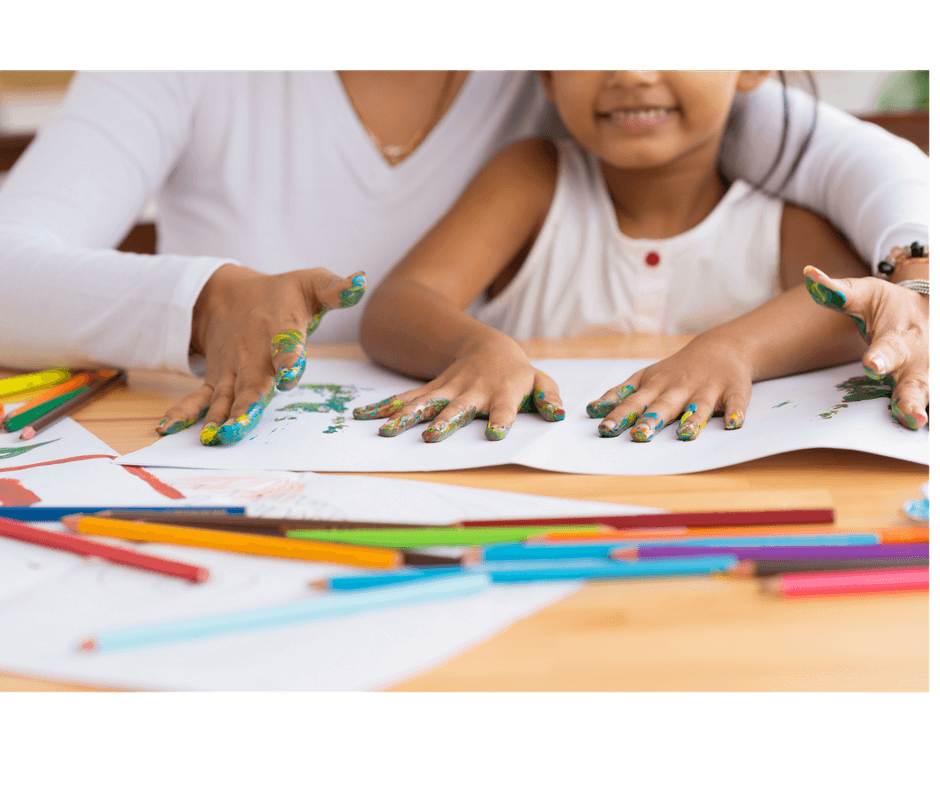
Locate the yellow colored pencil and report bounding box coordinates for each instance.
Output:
[62,515,402,569]
[0,368,71,401]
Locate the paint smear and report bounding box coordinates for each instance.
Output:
[0,439,59,462]
[0,454,115,474]
[278,383,360,434]
[121,466,186,500]
[819,375,893,419]
[0,477,42,505]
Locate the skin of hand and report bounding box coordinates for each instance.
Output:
[155,264,366,445]
[353,330,564,442]
[588,205,872,442]
[804,263,928,429]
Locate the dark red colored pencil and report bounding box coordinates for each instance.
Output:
[0,515,209,582]
[461,508,835,530]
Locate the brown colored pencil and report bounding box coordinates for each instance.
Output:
[727,556,929,578]
[20,369,127,438]
[95,510,459,531]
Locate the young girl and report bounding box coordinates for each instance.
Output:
[354,70,882,442]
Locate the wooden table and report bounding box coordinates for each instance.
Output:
[0,335,929,691]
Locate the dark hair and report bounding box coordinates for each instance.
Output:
[747,70,819,197]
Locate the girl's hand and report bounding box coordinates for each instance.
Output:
[353,335,564,441]
[804,266,928,429]
[586,333,752,442]
[155,265,365,445]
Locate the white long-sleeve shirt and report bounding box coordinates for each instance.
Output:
[0,71,928,374]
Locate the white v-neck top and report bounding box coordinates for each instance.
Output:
[0,71,928,374]
[471,140,783,338]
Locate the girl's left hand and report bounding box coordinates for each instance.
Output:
[586,334,753,442]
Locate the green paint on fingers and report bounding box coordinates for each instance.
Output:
[423,407,477,443]
[271,329,307,390]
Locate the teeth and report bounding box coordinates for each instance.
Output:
[609,108,670,120]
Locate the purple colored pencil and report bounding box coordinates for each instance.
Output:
[613,543,929,562]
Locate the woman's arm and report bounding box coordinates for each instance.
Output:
[721,77,928,268]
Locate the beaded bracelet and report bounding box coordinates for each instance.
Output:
[878,242,929,278]
[898,279,929,296]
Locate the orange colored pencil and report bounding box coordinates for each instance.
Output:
[534,525,929,544]
[762,566,928,597]
[62,515,402,569]
[1,372,92,422]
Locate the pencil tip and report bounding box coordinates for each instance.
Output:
[79,638,97,652]
[61,515,80,531]
[19,426,35,440]
[309,578,329,591]
[195,568,211,583]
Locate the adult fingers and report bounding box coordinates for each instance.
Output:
[271,329,308,391]
[302,269,367,335]
[156,383,214,436]
[531,370,565,422]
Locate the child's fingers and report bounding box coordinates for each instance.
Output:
[486,391,532,441]
[213,378,277,445]
[532,370,565,422]
[720,388,751,430]
[422,400,477,443]
[675,399,717,442]
[598,389,648,437]
[379,397,449,437]
[197,377,237,445]
[353,394,409,420]
[586,382,636,418]
[156,383,213,436]
[271,329,308,391]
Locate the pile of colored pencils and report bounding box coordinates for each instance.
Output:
[0,367,127,438]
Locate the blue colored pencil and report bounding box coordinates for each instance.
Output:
[313,556,739,591]
[0,506,246,522]
[481,533,880,562]
[80,572,491,653]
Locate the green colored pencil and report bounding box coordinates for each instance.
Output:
[3,386,90,431]
[285,524,603,548]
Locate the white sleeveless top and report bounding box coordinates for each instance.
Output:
[471,140,785,339]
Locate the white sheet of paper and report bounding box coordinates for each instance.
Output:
[118,359,928,474]
[0,470,659,690]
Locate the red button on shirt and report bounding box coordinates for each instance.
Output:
[645,251,660,267]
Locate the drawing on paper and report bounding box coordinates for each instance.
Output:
[274,383,365,434]
[818,375,893,420]
[162,474,307,505]
[0,477,42,505]
[121,466,186,500]
[0,439,60,463]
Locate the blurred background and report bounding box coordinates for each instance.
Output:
[0,70,927,255]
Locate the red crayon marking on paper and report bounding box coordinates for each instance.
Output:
[121,465,186,500]
[0,478,42,505]
[0,454,116,473]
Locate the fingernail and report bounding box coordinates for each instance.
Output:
[339,273,367,308]
[379,413,417,437]
[534,387,565,422]
[676,421,703,441]
[200,423,220,445]
[805,277,846,310]
[485,423,510,441]
[586,401,616,419]
[865,355,886,377]
[631,413,664,443]
[725,411,744,430]
[422,408,476,443]
[599,412,639,437]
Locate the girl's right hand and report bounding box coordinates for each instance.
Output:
[353,336,565,441]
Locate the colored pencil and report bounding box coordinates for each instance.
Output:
[0,368,71,399]
[285,525,605,548]
[461,508,835,530]
[19,369,127,438]
[762,566,928,597]
[0,506,245,522]
[1,372,92,425]
[80,572,491,652]
[312,555,740,591]
[92,510,452,530]
[481,534,882,562]
[63,515,403,569]
[536,525,929,544]
[613,543,929,562]
[727,556,930,578]
[3,386,90,432]
[0,516,209,583]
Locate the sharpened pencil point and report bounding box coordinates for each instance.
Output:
[20,426,36,440]
[79,638,97,652]
[309,578,330,591]
[609,547,639,560]
[61,515,80,531]
[725,560,756,578]
[194,568,211,583]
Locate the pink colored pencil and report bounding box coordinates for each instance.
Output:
[461,508,835,530]
[763,566,928,597]
[0,516,210,583]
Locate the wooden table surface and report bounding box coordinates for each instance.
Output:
[0,335,929,691]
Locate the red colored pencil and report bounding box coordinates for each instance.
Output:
[0,515,210,583]
[461,508,835,530]
[762,566,928,597]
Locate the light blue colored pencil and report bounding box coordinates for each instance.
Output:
[482,533,880,562]
[81,573,490,653]
[315,556,739,590]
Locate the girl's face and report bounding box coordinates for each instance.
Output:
[543,71,770,172]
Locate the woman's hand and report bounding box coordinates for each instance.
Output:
[155,264,366,445]
[353,333,564,441]
[587,332,753,442]
[804,266,928,429]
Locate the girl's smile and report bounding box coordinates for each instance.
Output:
[599,106,679,131]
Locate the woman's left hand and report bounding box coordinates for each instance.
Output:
[804,266,929,429]
[586,333,753,442]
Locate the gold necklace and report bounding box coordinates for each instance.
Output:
[345,72,457,166]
